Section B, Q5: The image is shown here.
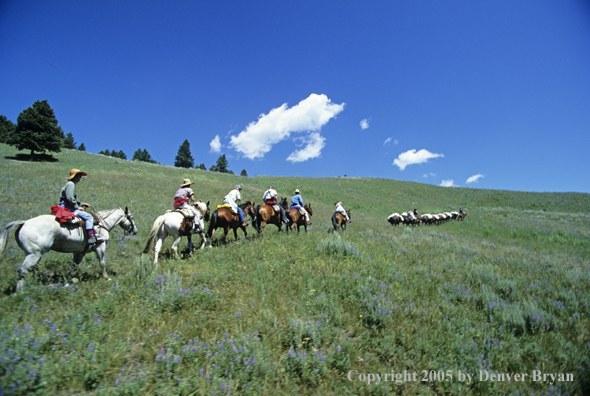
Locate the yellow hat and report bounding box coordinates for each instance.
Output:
[181,178,193,187]
[68,168,87,180]
[295,189,300,194]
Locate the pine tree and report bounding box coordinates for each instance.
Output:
[77,143,86,151]
[209,164,218,172]
[216,154,229,173]
[9,100,65,156]
[240,169,248,177]
[133,148,157,163]
[63,132,77,149]
[196,163,206,170]
[0,115,15,143]
[174,139,194,168]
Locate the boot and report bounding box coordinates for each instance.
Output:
[87,230,97,244]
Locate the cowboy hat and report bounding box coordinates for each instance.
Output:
[295,189,300,194]
[235,185,242,190]
[68,168,87,180]
[181,178,193,187]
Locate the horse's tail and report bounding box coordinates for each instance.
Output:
[331,213,339,230]
[143,215,166,253]
[206,210,218,238]
[0,220,25,258]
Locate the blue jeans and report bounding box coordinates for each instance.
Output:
[59,203,94,229]
[237,207,245,222]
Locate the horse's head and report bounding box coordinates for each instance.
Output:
[241,201,256,219]
[121,207,138,235]
[305,203,313,216]
[346,210,351,219]
[194,201,211,222]
[279,197,288,209]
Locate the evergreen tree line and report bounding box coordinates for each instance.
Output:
[1,100,248,175]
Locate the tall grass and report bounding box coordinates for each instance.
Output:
[1,143,589,395]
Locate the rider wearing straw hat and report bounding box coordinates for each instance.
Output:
[291,188,311,225]
[58,168,96,244]
[174,178,202,232]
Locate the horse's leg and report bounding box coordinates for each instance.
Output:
[187,235,193,256]
[209,228,216,247]
[16,252,44,292]
[223,226,229,243]
[171,235,182,259]
[67,253,86,278]
[153,235,166,266]
[197,231,206,249]
[93,245,111,280]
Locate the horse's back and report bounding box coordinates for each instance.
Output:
[19,214,85,253]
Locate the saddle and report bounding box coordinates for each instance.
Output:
[168,208,196,219]
[217,203,237,214]
[50,206,100,240]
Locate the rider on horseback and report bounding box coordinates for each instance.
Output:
[224,185,247,227]
[263,185,290,226]
[58,168,96,244]
[335,201,351,223]
[291,189,311,225]
[173,178,202,233]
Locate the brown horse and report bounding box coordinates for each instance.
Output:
[332,210,351,231]
[287,203,313,233]
[206,201,256,244]
[458,212,467,221]
[256,197,288,235]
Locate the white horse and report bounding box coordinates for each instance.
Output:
[0,207,137,291]
[142,201,210,265]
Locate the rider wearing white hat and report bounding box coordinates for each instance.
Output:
[263,185,290,226]
[58,168,96,244]
[334,201,351,222]
[224,185,247,227]
[173,178,202,232]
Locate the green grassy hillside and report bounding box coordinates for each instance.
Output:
[1,143,589,395]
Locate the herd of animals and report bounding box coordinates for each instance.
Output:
[387,210,467,226]
[0,172,467,291]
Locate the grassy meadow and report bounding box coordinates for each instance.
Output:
[0,143,589,395]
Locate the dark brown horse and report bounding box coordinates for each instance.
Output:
[256,197,288,235]
[332,210,351,231]
[206,201,256,244]
[458,212,467,221]
[287,203,313,233]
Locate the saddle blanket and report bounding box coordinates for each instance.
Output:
[290,205,305,215]
[167,208,195,219]
[271,204,281,212]
[50,205,77,224]
[217,203,237,214]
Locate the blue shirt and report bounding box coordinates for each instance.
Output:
[291,194,303,207]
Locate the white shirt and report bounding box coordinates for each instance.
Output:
[263,188,277,201]
[224,189,241,203]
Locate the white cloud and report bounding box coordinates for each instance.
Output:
[440,179,456,187]
[360,118,370,130]
[383,137,398,146]
[422,173,437,178]
[393,149,444,171]
[229,93,345,160]
[466,174,484,184]
[209,135,222,153]
[286,132,326,163]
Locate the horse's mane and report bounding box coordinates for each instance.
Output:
[96,208,120,218]
[239,201,252,208]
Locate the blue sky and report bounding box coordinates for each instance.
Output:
[1,1,589,193]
